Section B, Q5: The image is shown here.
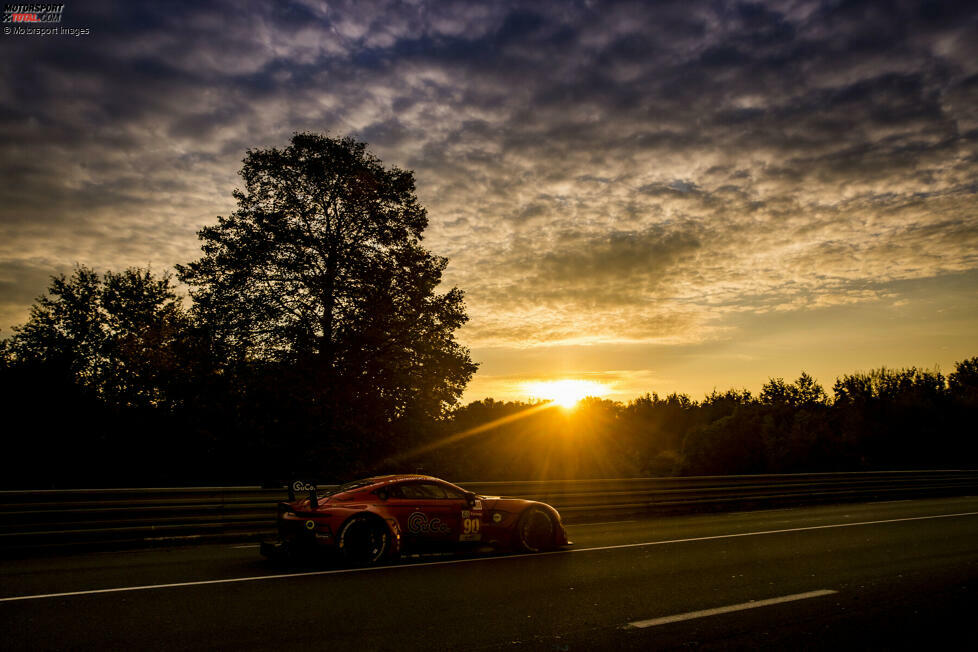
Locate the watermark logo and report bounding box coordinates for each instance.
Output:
[3,3,64,23]
[3,3,89,36]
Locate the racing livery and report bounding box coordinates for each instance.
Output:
[260,475,571,564]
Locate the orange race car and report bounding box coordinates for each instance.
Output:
[260,474,571,564]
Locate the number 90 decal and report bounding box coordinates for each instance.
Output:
[462,517,480,534]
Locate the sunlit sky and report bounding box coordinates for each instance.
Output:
[2,1,977,404]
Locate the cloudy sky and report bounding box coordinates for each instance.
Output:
[2,0,977,402]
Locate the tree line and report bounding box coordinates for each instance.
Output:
[420,363,978,481]
[3,257,974,488]
[1,132,975,487]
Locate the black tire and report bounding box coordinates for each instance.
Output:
[515,506,557,552]
[338,515,391,565]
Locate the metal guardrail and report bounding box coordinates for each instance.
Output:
[1,470,977,554]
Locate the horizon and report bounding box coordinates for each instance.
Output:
[463,353,974,407]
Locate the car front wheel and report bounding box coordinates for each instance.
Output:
[515,507,557,552]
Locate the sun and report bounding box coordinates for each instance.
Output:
[523,379,610,409]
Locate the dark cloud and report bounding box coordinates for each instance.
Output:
[1,0,977,348]
[528,223,704,288]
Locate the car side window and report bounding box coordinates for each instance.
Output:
[387,482,465,500]
[412,483,445,499]
[395,483,433,500]
[419,482,468,499]
[439,485,466,500]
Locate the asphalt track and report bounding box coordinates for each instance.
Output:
[3,496,978,650]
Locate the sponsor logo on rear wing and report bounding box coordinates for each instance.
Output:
[288,479,318,502]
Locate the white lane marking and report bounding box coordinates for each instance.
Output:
[627,590,837,628]
[2,510,976,603]
[0,554,549,603]
[569,510,978,554]
[231,545,259,549]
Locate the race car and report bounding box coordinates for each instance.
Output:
[260,474,571,564]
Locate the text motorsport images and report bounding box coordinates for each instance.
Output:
[3,3,90,36]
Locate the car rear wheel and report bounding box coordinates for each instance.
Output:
[515,507,557,552]
[338,516,391,565]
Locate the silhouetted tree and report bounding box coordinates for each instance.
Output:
[760,372,828,407]
[6,266,190,409]
[177,133,477,467]
[948,357,978,463]
[700,388,754,421]
[756,373,831,471]
[686,410,770,474]
[949,357,978,404]
[9,267,102,383]
[832,366,952,468]
[0,331,12,370]
[0,266,204,487]
[620,392,699,474]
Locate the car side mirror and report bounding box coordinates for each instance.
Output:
[463,491,476,507]
[376,490,388,501]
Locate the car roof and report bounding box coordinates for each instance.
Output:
[361,474,447,486]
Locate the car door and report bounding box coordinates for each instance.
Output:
[386,481,464,548]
